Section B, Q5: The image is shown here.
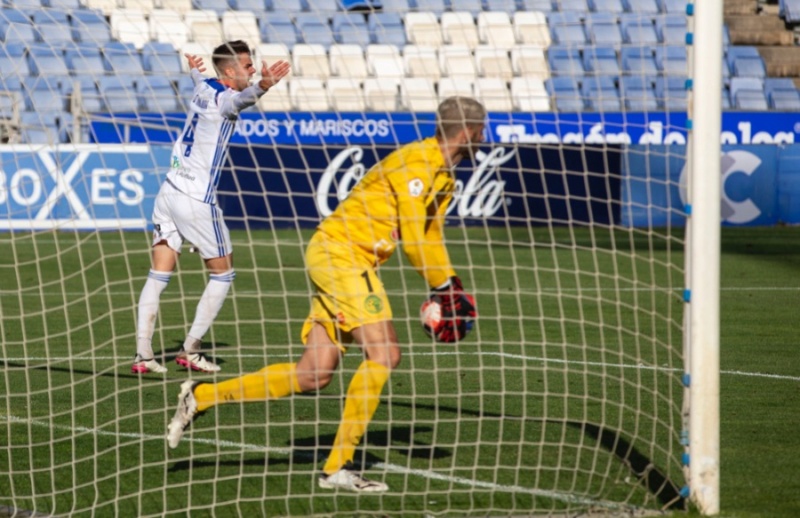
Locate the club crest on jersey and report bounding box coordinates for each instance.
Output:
[408,178,424,198]
[364,295,383,314]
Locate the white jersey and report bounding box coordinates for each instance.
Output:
[166,73,265,205]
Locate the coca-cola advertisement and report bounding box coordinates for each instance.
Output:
[218,143,622,230]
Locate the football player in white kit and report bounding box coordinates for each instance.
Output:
[132,40,291,374]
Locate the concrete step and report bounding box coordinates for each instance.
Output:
[726,15,794,45]
[724,0,759,15]
[758,46,800,76]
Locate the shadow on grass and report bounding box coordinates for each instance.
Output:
[390,400,685,511]
[0,341,233,381]
[167,425,447,473]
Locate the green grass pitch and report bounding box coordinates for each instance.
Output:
[1,226,798,517]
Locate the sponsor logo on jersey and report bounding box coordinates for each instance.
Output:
[408,178,424,197]
[364,295,383,314]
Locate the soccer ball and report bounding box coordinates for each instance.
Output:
[420,295,475,342]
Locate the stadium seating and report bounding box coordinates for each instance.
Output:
[403,44,440,80]
[332,13,371,47]
[581,75,621,110]
[619,75,658,110]
[546,76,584,111]
[328,77,367,111]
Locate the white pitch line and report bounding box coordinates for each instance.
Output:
[3,350,800,383]
[0,414,629,511]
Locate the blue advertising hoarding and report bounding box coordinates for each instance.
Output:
[621,145,800,227]
[0,145,168,230]
[89,111,800,147]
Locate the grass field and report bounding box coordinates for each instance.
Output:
[0,225,798,517]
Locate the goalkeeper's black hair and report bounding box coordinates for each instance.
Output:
[435,97,487,139]
[211,40,252,75]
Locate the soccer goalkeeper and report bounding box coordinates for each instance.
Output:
[167,97,485,492]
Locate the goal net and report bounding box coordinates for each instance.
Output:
[0,0,711,515]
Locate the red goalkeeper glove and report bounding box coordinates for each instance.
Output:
[431,276,476,343]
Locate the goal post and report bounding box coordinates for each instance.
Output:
[687,0,722,514]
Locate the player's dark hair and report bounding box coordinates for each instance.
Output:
[212,40,251,75]
[435,97,487,139]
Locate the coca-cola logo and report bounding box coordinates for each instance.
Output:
[316,146,513,218]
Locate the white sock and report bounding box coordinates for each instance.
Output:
[184,269,235,353]
[136,270,172,359]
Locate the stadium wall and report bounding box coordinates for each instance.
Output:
[1,112,800,231]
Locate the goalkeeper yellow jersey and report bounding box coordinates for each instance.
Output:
[317,136,457,289]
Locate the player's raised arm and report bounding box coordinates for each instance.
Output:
[185,53,207,84]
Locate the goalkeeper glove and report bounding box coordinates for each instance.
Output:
[431,276,476,343]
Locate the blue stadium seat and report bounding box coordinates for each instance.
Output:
[4,0,40,9]
[484,0,518,16]
[621,45,657,75]
[581,75,620,110]
[764,77,797,97]
[585,12,622,45]
[589,0,624,11]
[32,8,69,25]
[103,42,145,76]
[582,46,620,76]
[721,87,730,109]
[520,0,554,12]
[230,0,267,9]
[137,76,181,112]
[619,75,657,110]
[142,42,183,77]
[0,8,31,26]
[70,9,112,44]
[193,0,229,16]
[20,111,60,144]
[655,75,687,110]
[549,11,588,45]
[37,22,74,47]
[734,90,768,110]
[65,43,106,76]
[414,0,447,16]
[295,13,335,47]
[259,12,299,47]
[558,0,590,11]
[546,76,584,111]
[620,14,657,44]
[548,45,585,75]
[657,0,684,13]
[99,75,140,112]
[368,12,406,46]
[67,76,104,113]
[27,45,70,76]
[268,0,304,10]
[333,12,371,46]
[379,0,410,12]
[623,0,659,14]
[455,0,483,16]
[654,14,686,44]
[306,0,345,18]
[0,46,30,78]
[3,22,37,45]
[655,45,686,75]
[43,0,82,8]
[23,76,66,112]
[769,89,800,110]
[176,75,195,109]
[727,47,766,78]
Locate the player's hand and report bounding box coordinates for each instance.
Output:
[184,53,206,74]
[433,276,476,343]
[258,60,291,91]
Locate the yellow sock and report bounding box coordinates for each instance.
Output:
[323,360,390,475]
[193,363,302,412]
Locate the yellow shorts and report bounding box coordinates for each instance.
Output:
[300,232,392,350]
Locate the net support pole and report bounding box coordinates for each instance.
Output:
[687,0,722,514]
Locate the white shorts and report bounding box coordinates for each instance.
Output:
[151,180,232,259]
